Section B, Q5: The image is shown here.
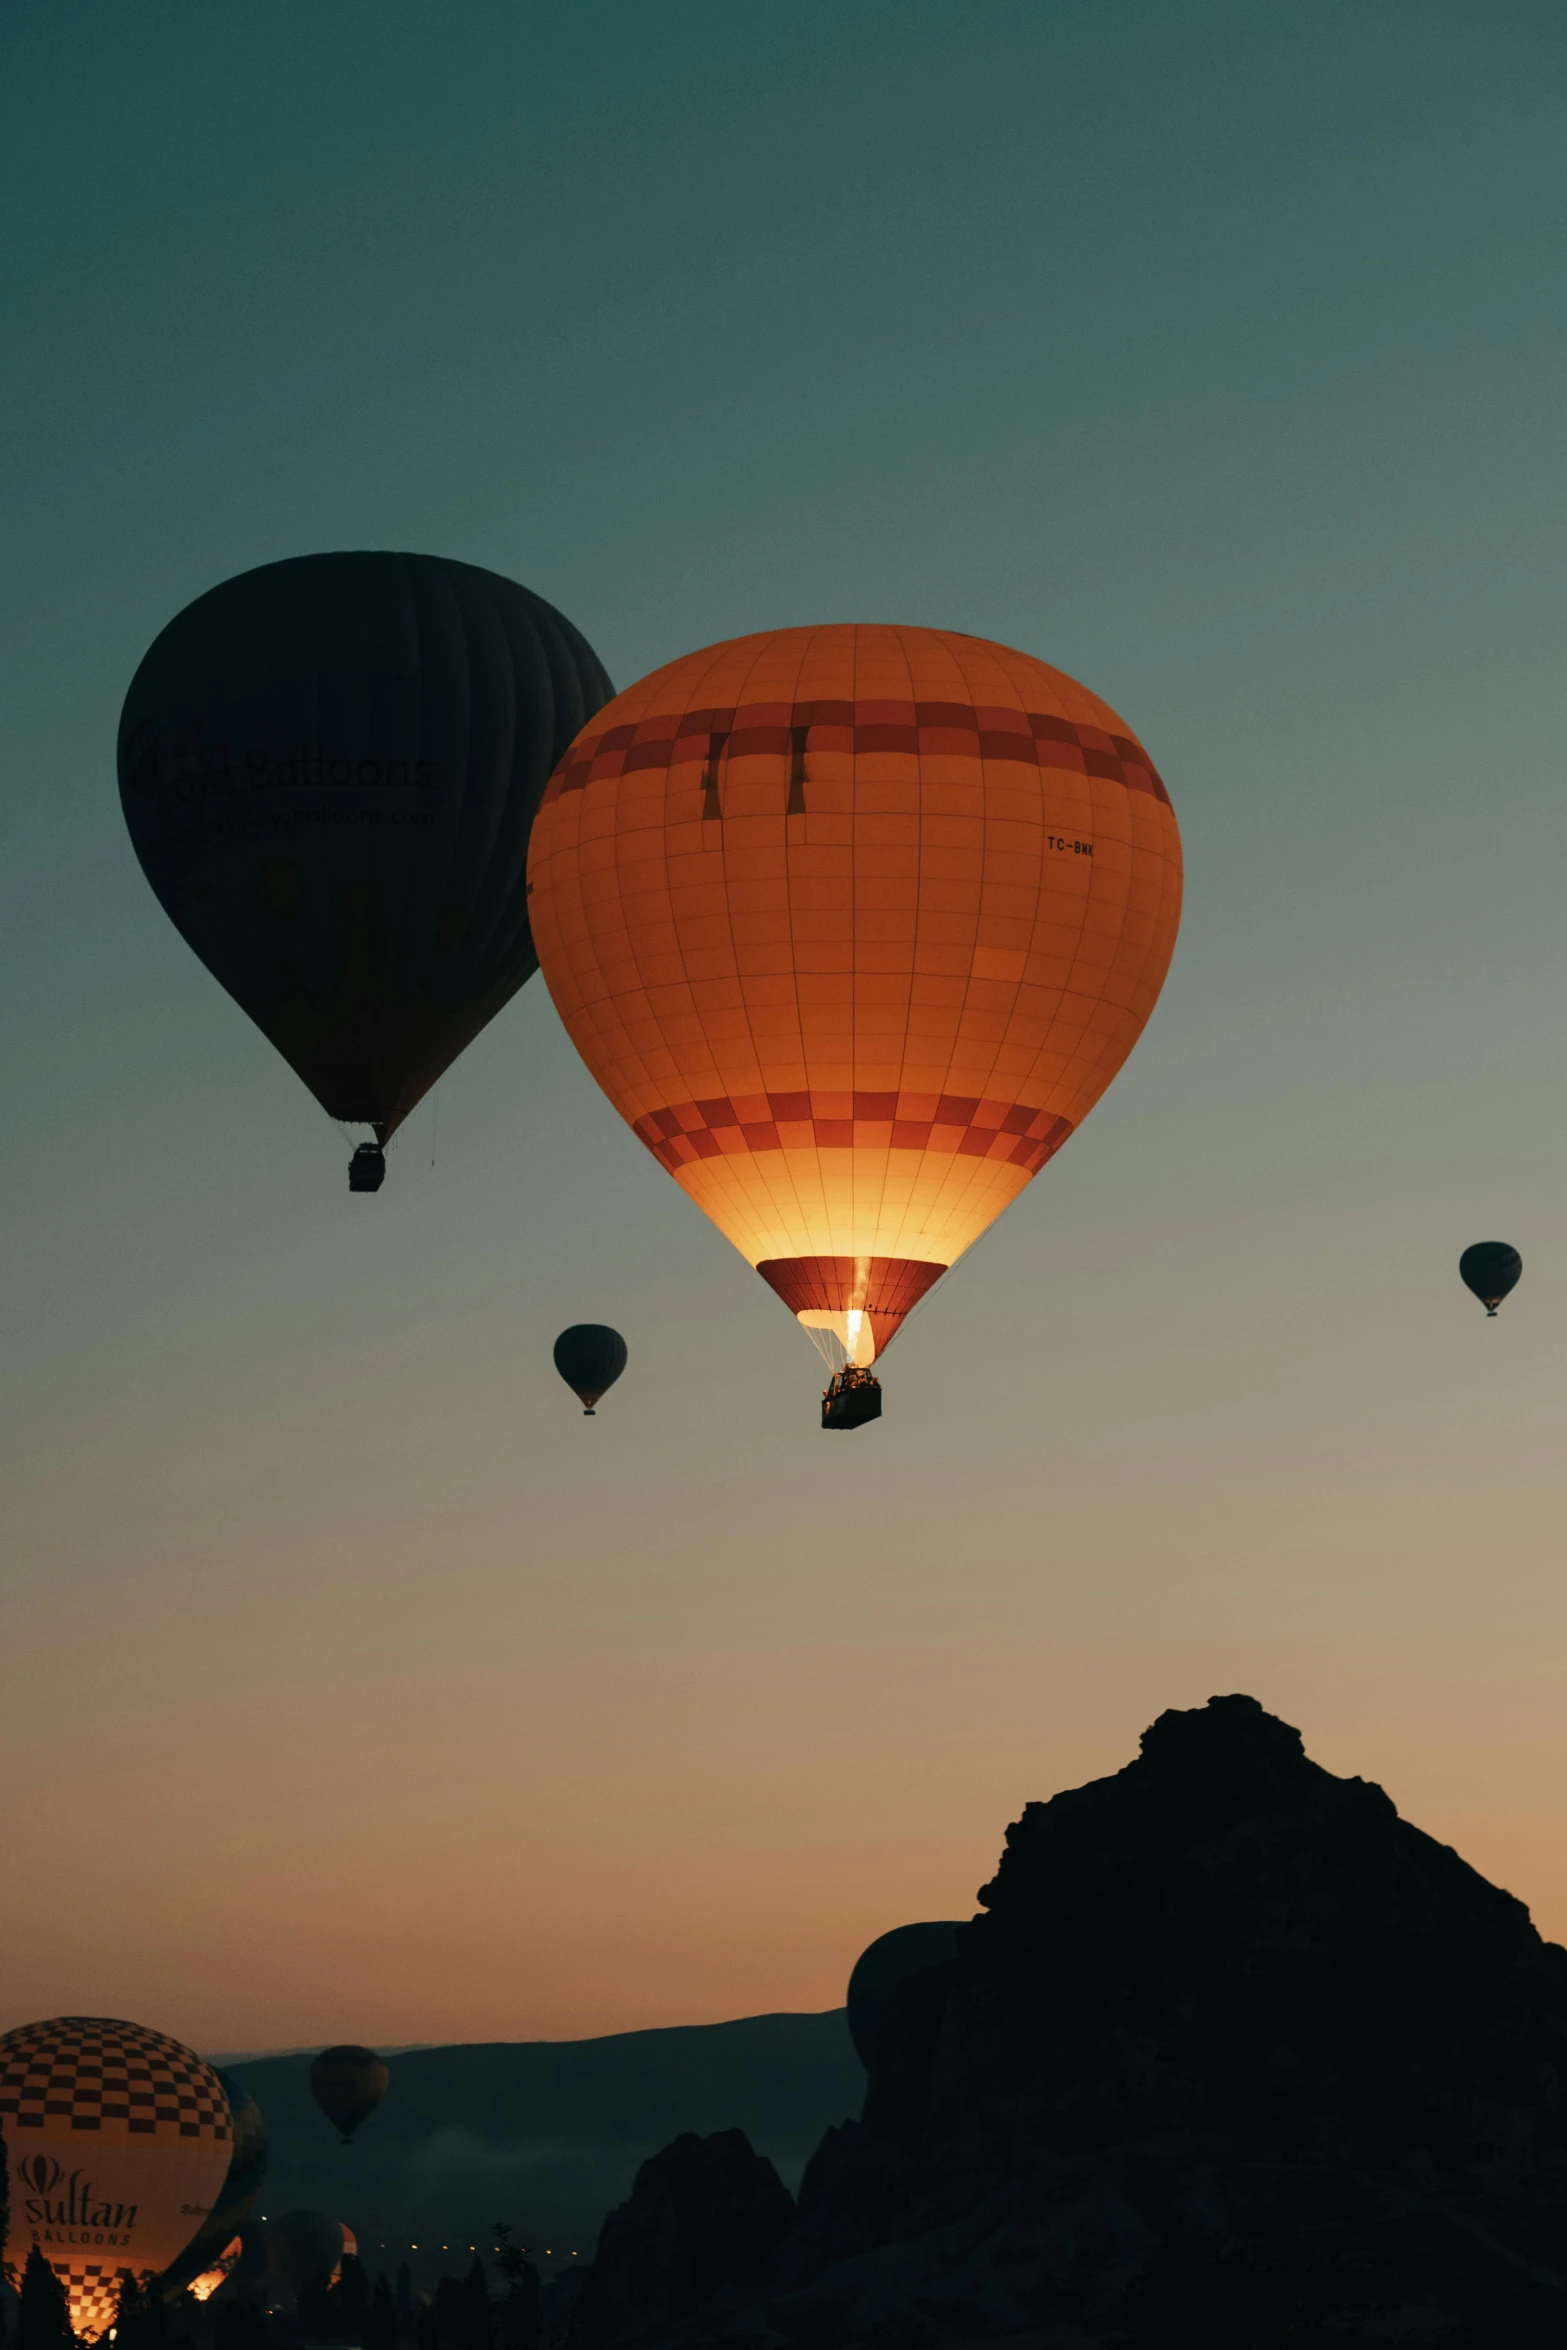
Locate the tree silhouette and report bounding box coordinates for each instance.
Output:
[213,2298,266,2350]
[491,2225,538,2350]
[329,2255,371,2344]
[17,2251,73,2350]
[364,2273,396,2350]
[455,2260,489,2350]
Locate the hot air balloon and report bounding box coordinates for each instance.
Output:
[266,2210,345,2297]
[0,2016,233,2340]
[308,2044,388,2143]
[162,2068,268,2298]
[186,2239,245,2303]
[118,553,612,1187]
[527,625,1182,1415]
[1459,1241,1521,1317]
[552,1324,628,1414]
[846,1921,962,2069]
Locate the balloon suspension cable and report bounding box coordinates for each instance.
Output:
[802,1322,849,1375]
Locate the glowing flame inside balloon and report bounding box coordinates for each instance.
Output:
[189,2240,244,2302]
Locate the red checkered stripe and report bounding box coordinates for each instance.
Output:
[632,1092,1073,1175]
[544,700,1168,805]
[0,2016,229,2142]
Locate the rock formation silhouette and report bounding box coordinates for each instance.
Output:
[575,1695,1567,2347]
[569,2129,794,2344]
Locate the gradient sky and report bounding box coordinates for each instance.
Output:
[5,3,1567,2054]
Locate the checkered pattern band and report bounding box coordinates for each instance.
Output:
[0,2016,230,2143]
[546,699,1169,807]
[632,1092,1074,1176]
[54,2271,122,2340]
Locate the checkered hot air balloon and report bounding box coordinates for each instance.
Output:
[526,624,1182,1418]
[0,2016,233,2341]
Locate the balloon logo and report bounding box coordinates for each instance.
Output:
[528,625,1182,1386]
[0,2016,232,2341]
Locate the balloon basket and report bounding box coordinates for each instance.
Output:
[348,1142,386,1193]
[822,1366,882,1431]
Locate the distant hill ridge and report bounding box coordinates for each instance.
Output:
[225,2010,860,2282]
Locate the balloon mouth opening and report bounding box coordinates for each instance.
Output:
[798,1308,877,1370]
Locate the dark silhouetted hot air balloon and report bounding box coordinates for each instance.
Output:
[846,1921,962,2070]
[118,553,612,1185]
[163,2067,269,2297]
[0,2016,233,2340]
[227,2219,274,2295]
[1460,1242,1521,1317]
[308,2044,389,2143]
[527,626,1181,1414]
[267,2210,345,2296]
[553,1324,628,1414]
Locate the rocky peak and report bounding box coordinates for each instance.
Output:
[578,1699,1567,2346]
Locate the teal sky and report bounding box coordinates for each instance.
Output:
[5,3,1567,2050]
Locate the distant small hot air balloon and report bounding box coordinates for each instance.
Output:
[267,2209,345,2296]
[163,2067,268,2297]
[1460,1242,1522,1317]
[118,553,612,1186]
[846,1921,962,2070]
[0,2016,233,2340]
[528,625,1181,1418]
[308,2044,389,2144]
[553,1325,628,1414]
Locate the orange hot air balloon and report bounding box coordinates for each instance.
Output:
[527,625,1182,1393]
[0,2016,233,2340]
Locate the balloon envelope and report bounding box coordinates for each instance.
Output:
[119,552,612,1141]
[846,1921,962,2069]
[553,1324,629,1411]
[162,2067,268,2297]
[308,2044,388,2142]
[528,626,1182,1362]
[0,2016,233,2339]
[267,2210,345,2295]
[1459,1241,1521,1315]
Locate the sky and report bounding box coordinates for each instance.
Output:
[4,1,1567,2054]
